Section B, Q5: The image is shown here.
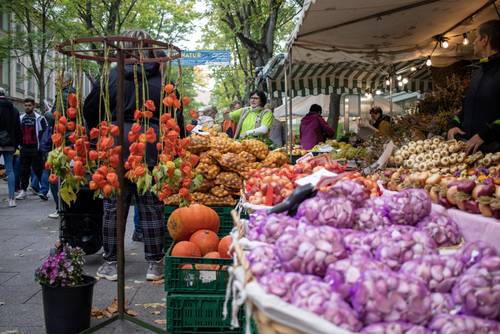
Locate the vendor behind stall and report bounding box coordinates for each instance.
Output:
[231,90,273,140]
[299,104,335,150]
[447,19,500,154]
[369,107,394,137]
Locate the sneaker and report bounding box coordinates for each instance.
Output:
[146,259,164,281]
[48,211,59,219]
[39,193,48,201]
[96,261,118,281]
[132,231,144,242]
[28,186,39,196]
[8,198,16,207]
[15,190,26,200]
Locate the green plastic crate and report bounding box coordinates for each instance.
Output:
[164,242,232,293]
[166,293,245,333]
[164,205,236,248]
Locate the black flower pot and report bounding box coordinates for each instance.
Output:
[41,275,96,334]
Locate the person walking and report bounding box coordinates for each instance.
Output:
[447,19,500,154]
[83,29,165,281]
[16,98,47,201]
[300,104,335,150]
[0,88,22,207]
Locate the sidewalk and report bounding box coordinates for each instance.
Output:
[0,180,166,333]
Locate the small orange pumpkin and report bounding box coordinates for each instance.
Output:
[195,251,221,270]
[167,204,220,241]
[171,241,201,257]
[190,229,219,255]
[218,236,232,259]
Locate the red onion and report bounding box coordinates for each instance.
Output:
[276,226,346,277]
[351,270,432,325]
[297,196,355,229]
[374,189,431,226]
[257,272,320,303]
[459,241,498,268]
[246,244,281,278]
[361,322,429,334]
[400,255,464,293]
[247,211,300,243]
[375,226,438,270]
[428,314,500,333]
[324,180,370,207]
[325,254,389,298]
[353,203,390,232]
[292,280,362,332]
[452,256,500,319]
[417,212,462,247]
[430,293,456,316]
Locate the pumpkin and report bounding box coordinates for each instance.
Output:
[171,241,201,257]
[218,236,232,259]
[195,251,221,270]
[189,229,219,255]
[167,204,220,241]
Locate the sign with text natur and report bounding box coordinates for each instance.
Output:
[180,50,231,66]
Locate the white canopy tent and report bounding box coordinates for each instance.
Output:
[277,0,500,154]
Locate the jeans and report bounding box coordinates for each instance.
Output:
[14,155,21,191]
[0,151,15,199]
[50,181,59,210]
[19,151,44,191]
[134,204,143,234]
[30,169,49,195]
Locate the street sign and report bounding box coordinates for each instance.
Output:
[180,50,231,66]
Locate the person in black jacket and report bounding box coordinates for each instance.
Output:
[83,29,165,282]
[448,20,500,154]
[0,88,22,207]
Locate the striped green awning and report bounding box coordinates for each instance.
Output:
[262,55,433,98]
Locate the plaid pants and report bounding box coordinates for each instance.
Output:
[103,181,165,262]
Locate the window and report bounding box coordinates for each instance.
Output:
[47,75,53,101]
[27,73,35,96]
[16,61,24,93]
[0,13,8,31]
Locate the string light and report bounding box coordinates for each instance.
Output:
[463,33,469,45]
[426,57,432,66]
[398,81,403,87]
[385,79,390,86]
[442,40,449,48]
[375,89,382,95]
[397,75,402,81]
[411,66,417,72]
[402,78,409,84]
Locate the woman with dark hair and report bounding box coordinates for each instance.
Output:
[230,90,273,139]
[300,104,335,149]
[369,106,393,137]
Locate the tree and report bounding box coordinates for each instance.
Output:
[0,0,60,107]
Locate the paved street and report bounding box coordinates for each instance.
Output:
[0,180,166,333]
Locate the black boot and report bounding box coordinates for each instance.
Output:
[132,231,144,242]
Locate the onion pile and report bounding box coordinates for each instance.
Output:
[430,293,456,316]
[247,211,299,243]
[257,272,320,303]
[324,253,389,298]
[428,314,500,333]
[452,256,500,319]
[361,322,429,334]
[276,226,346,276]
[297,195,354,229]
[374,226,437,270]
[246,244,281,277]
[292,280,362,332]
[353,204,390,232]
[459,240,498,268]
[351,270,432,325]
[417,212,462,247]
[374,189,431,226]
[400,255,464,292]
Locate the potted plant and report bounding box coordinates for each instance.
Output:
[35,243,96,334]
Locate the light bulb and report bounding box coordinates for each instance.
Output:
[411,66,417,72]
[398,81,403,87]
[385,79,390,86]
[463,34,469,45]
[375,89,382,95]
[442,40,449,48]
[402,78,409,84]
[397,75,402,81]
[426,58,432,66]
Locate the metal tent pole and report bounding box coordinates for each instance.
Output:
[283,59,290,159]
[288,50,293,159]
[115,51,126,315]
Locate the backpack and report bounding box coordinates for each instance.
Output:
[39,122,53,153]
